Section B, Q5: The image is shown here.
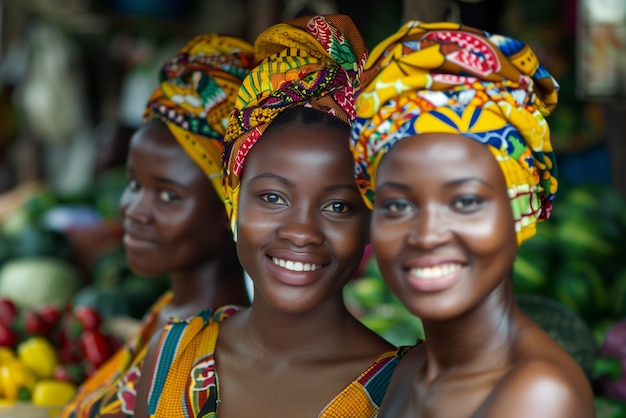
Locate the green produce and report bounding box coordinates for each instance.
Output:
[0,257,80,310]
[344,275,390,315]
[608,268,626,319]
[594,397,626,418]
[512,252,552,295]
[550,258,608,321]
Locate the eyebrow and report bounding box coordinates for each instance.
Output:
[249,173,294,187]
[443,177,493,189]
[248,173,358,194]
[377,177,493,191]
[126,168,190,189]
[151,176,189,189]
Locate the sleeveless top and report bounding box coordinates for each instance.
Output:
[61,291,174,418]
[146,306,407,417]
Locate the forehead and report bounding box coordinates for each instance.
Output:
[128,122,204,179]
[242,123,353,175]
[376,132,504,184]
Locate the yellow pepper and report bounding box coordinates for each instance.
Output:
[31,379,77,407]
[17,336,59,379]
[0,359,36,400]
[0,346,16,364]
[0,346,16,398]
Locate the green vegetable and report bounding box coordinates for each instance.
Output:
[0,256,81,310]
[550,258,609,321]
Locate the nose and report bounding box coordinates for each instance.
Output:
[407,205,451,249]
[119,189,151,224]
[276,208,325,247]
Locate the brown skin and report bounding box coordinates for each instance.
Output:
[372,133,595,418]
[134,121,393,418]
[119,119,249,333]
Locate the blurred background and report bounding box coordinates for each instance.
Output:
[0,0,625,415]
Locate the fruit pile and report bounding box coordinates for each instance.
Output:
[0,297,119,407]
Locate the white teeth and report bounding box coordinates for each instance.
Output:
[410,264,462,280]
[272,257,322,272]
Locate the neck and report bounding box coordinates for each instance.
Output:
[420,281,523,380]
[236,294,356,360]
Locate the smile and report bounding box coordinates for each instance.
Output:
[271,257,323,272]
[409,263,462,280]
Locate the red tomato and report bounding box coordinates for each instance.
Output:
[24,310,53,336]
[73,306,102,331]
[58,338,83,364]
[80,329,115,368]
[0,323,19,347]
[38,303,61,326]
[0,298,18,326]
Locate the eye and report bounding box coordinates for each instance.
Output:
[127,179,140,192]
[260,193,287,206]
[453,195,483,211]
[322,201,350,213]
[158,190,178,203]
[382,199,413,214]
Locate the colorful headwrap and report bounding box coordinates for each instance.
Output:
[144,34,255,203]
[222,14,368,233]
[350,21,560,245]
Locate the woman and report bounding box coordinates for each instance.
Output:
[133,15,404,418]
[61,34,253,418]
[350,21,595,418]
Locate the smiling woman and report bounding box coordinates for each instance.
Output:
[60,34,253,418]
[133,14,407,418]
[349,21,595,418]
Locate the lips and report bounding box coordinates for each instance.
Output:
[122,224,159,251]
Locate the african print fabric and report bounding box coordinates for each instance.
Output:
[350,21,560,244]
[144,34,255,203]
[144,306,406,417]
[222,14,367,234]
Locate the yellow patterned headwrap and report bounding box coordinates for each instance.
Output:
[350,21,560,245]
[144,34,255,203]
[222,14,368,233]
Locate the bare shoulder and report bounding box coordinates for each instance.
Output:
[476,357,595,418]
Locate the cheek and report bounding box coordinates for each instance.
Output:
[465,207,516,257]
[370,220,404,277]
[118,189,132,216]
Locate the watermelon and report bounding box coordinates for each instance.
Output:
[0,256,81,310]
[550,258,609,321]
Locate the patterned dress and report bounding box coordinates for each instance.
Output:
[145,306,407,418]
[61,292,173,418]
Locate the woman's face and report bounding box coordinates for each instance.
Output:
[371,133,518,321]
[119,120,229,277]
[236,123,370,313]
